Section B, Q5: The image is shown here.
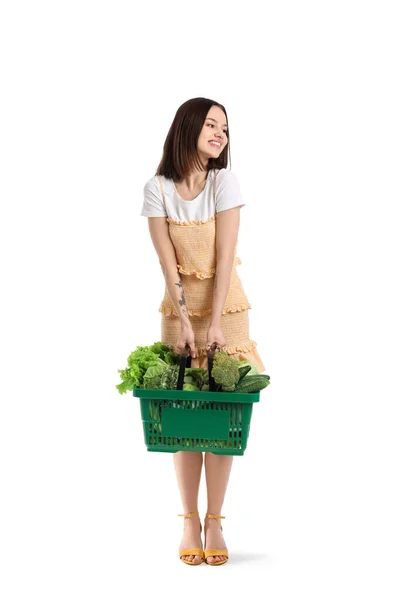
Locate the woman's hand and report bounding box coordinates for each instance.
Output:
[176,324,197,358]
[206,324,226,350]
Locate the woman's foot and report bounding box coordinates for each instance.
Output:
[204,515,228,565]
[179,514,203,564]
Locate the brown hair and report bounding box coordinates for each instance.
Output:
[155,97,231,181]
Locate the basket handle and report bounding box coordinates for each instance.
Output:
[176,342,221,391]
[176,344,191,390]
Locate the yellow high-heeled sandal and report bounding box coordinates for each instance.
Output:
[178,512,204,565]
[204,513,229,566]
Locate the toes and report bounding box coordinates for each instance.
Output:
[206,555,225,564]
[217,555,226,562]
[188,554,199,563]
[182,554,202,564]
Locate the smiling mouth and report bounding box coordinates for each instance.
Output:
[209,141,221,148]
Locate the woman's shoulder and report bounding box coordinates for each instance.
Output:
[141,175,167,217]
[214,168,241,185]
[143,173,175,196]
[213,168,244,211]
[143,174,161,194]
[214,168,242,189]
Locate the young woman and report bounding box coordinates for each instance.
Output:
[141,97,265,566]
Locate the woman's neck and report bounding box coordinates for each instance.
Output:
[179,170,209,192]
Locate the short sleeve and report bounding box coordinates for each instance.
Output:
[140,177,167,217]
[215,169,245,213]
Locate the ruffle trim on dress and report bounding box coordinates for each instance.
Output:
[175,256,242,280]
[167,215,216,226]
[159,302,252,317]
[177,264,215,279]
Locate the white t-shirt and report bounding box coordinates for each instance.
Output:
[140,168,245,222]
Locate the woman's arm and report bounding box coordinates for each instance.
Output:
[147,217,197,356]
[207,207,241,345]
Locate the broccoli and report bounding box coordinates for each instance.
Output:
[211,352,240,392]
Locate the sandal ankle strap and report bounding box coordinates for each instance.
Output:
[178,512,199,518]
[206,513,225,519]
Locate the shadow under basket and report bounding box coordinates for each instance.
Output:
[133,387,260,456]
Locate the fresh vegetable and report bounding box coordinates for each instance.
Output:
[183,383,199,391]
[211,352,241,392]
[117,342,271,395]
[237,364,252,382]
[116,342,179,394]
[184,367,208,390]
[152,343,180,365]
[160,366,180,389]
[143,362,167,389]
[185,368,207,377]
[143,364,181,390]
[234,374,270,393]
[236,360,259,376]
[115,365,141,394]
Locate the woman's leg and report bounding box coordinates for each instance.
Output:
[204,453,233,564]
[173,451,203,564]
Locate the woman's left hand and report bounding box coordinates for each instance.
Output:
[206,324,226,350]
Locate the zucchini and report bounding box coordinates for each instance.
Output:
[234,374,270,393]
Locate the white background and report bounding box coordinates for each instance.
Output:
[1,0,399,598]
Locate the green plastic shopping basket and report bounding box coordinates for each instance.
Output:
[133,344,262,456]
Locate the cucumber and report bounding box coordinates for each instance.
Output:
[237,365,252,382]
[234,374,270,393]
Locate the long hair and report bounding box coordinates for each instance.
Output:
[155,97,231,181]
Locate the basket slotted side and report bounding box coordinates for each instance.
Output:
[133,388,260,456]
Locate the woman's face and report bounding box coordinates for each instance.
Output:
[197,105,228,163]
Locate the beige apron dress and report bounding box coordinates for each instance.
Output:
[157,170,265,373]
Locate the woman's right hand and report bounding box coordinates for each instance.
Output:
[176,325,197,358]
